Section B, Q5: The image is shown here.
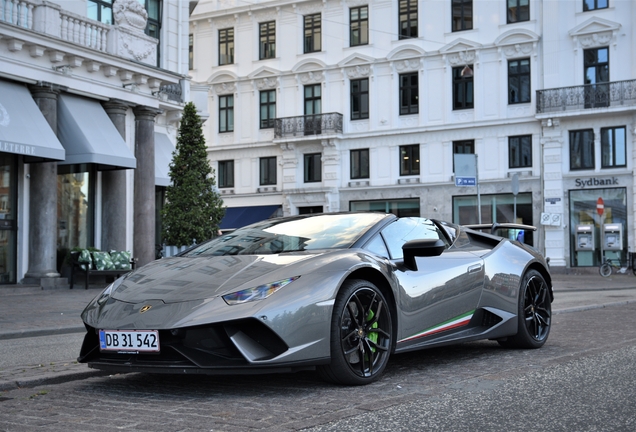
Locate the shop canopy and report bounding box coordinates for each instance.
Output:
[219,205,282,230]
[0,80,65,162]
[57,94,136,170]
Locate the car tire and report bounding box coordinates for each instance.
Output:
[498,269,551,349]
[318,279,392,385]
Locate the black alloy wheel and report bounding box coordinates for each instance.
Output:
[499,269,552,349]
[318,279,392,385]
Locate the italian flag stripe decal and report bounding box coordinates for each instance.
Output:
[399,310,475,343]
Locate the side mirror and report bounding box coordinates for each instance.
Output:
[402,239,446,271]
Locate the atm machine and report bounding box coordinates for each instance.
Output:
[602,223,623,263]
[575,224,595,266]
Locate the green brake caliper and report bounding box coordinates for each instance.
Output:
[366,309,379,352]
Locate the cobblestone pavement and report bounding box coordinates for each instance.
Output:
[1,272,636,392]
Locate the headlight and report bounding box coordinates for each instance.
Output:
[222,276,300,305]
[95,277,125,305]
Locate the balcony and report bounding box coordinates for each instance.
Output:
[536,79,636,114]
[274,113,343,139]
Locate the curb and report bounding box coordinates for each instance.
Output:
[0,326,85,341]
[0,367,110,392]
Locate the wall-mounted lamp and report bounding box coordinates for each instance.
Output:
[122,82,139,92]
[52,65,72,75]
[460,64,473,78]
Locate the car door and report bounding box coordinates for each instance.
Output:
[378,218,485,349]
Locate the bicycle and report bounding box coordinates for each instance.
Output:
[599,253,636,277]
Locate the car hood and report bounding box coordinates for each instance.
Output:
[111,254,317,304]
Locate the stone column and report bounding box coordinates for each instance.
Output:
[24,84,61,285]
[133,106,160,267]
[101,100,130,252]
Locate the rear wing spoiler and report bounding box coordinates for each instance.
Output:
[463,223,537,235]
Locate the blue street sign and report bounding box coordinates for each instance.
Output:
[455,176,476,187]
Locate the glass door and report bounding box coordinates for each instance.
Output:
[0,154,17,284]
[304,84,322,136]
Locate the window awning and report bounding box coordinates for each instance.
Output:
[0,80,65,162]
[155,132,174,186]
[219,205,282,230]
[57,94,136,170]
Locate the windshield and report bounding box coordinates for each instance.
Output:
[184,213,388,257]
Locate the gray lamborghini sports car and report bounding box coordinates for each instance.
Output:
[78,212,553,385]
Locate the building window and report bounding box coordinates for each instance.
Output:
[260,157,277,185]
[399,73,419,115]
[304,153,322,183]
[87,0,113,24]
[583,0,608,12]
[508,58,531,104]
[218,160,234,188]
[570,129,595,170]
[219,95,234,133]
[350,78,369,120]
[507,0,529,23]
[259,21,276,60]
[453,66,474,110]
[350,6,369,47]
[219,28,234,65]
[350,199,420,217]
[400,145,420,176]
[304,84,322,135]
[509,135,532,168]
[399,0,418,40]
[188,34,193,70]
[452,0,473,32]
[57,169,96,253]
[304,14,321,53]
[584,47,609,108]
[140,0,161,66]
[260,90,276,129]
[601,127,626,168]
[351,149,370,179]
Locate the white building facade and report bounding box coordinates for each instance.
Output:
[189,0,636,270]
[0,0,194,286]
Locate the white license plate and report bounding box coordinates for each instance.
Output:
[99,330,160,353]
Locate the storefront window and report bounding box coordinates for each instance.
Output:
[0,154,17,283]
[452,193,533,246]
[350,199,420,217]
[569,188,626,267]
[57,167,95,261]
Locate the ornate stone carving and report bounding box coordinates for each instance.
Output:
[214,82,237,94]
[113,0,148,32]
[448,50,475,66]
[502,43,533,58]
[394,59,421,72]
[579,31,613,48]
[346,65,371,78]
[255,78,278,90]
[299,71,324,84]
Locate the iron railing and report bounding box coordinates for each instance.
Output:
[274,113,343,138]
[536,79,636,114]
[159,83,183,103]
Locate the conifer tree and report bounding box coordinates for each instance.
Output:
[161,102,225,246]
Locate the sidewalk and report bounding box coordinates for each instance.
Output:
[1,272,636,391]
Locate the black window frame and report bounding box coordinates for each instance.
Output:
[508,135,532,169]
[399,0,418,40]
[140,0,161,67]
[350,78,369,120]
[507,0,529,24]
[351,149,370,179]
[218,94,234,133]
[453,66,474,110]
[601,126,627,169]
[452,140,475,171]
[259,157,277,185]
[259,89,276,129]
[399,72,419,115]
[218,160,235,188]
[508,58,531,104]
[219,28,235,65]
[259,21,276,60]
[452,0,473,32]
[350,6,369,47]
[304,153,322,183]
[583,0,608,12]
[569,129,595,171]
[87,0,113,25]
[400,144,420,176]
[304,13,322,54]
[188,34,193,70]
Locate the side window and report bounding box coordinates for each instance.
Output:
[381,218,449,260]
[364,235,390,259]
